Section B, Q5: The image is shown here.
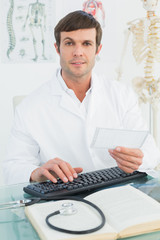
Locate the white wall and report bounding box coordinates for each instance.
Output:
[0,63,59,185]
[0,0,160,185]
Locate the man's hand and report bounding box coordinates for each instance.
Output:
[108,147,144,173]
[30,158,83,183]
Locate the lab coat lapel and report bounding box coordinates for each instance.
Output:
[59,94,84,119]
[87,73,103,121]
[50,69,85,119]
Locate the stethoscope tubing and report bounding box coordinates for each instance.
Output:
[45,195,106,234]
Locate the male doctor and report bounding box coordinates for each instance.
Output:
[3,10,160,184]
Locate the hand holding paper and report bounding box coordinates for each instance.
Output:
[91,128,148,173]
[108,146,144,173]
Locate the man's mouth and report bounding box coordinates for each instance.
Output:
[70,60,86,65]
[71,62,85,65]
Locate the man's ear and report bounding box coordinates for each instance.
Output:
[96,44,102,55]
[54,43,60,55]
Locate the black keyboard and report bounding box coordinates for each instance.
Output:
[23,167,147,199]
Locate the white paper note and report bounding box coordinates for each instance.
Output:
[91,128,148,149]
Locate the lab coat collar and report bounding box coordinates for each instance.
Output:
[50,68,64,95]
[86,72,104,121]
[50,68,103,119]
[50,68,101,95]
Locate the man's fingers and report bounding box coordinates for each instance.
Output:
[109,150,142,165]
[111,154,140,171]
[30,158,83,183]
[49,162,83,183]
[109,147,143,164]
[65,162,78,179]
[108,147,144,173]
[116,162,136,173]
[113,147,144,158]
[51,163,71,183]
[65,163,83,178]
[74,167,83,174]
[41,168,58,183]
[31,167,58,183]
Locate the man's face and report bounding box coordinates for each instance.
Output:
[54,28,102,81]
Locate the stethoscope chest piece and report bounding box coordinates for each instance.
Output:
[45,196,106,234]
[60,202,77,215]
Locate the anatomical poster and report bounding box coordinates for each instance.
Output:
[1,0,56,63]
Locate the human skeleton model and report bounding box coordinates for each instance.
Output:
[117,0,160,144]
[83,0,105,27]
[23,0,47,61]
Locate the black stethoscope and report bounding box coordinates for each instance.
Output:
[0,195,106,234]
[45,195,106,234]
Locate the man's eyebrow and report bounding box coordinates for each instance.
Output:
[62,37,94,43]
[83,40,94,43]
[62,37,74,42]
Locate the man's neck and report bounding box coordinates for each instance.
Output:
[61,72,91,102]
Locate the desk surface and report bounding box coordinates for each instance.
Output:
[1,178,160,240]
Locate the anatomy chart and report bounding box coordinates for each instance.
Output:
[1,0,56,63]
[83,0,105,28]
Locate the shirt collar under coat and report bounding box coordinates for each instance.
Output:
[49,68,103,120]
[50,68,101,96]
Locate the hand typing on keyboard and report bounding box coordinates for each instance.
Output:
[108,147,143,173]
[24,167,147,198]
[30,158,83,183]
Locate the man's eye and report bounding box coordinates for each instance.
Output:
[65,42,73,46]
[84,42,92,46]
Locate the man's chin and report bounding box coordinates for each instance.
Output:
[72,72,88,79]
[70,68,90,78]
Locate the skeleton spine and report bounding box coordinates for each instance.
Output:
[7,0,16,58]
[144,50,154,82]
[144,11,155,82]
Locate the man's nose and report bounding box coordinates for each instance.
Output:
[73,45,83,57]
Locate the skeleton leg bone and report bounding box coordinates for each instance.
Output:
[40,25,47,60]
[29,24,38,62]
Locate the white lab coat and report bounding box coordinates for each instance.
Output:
[3,69,160,184]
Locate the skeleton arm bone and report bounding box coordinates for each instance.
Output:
[116,28,131,81]
[42,4,47,31]
[23,4,31,29]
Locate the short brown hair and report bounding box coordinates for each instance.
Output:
[54,10,102,51]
